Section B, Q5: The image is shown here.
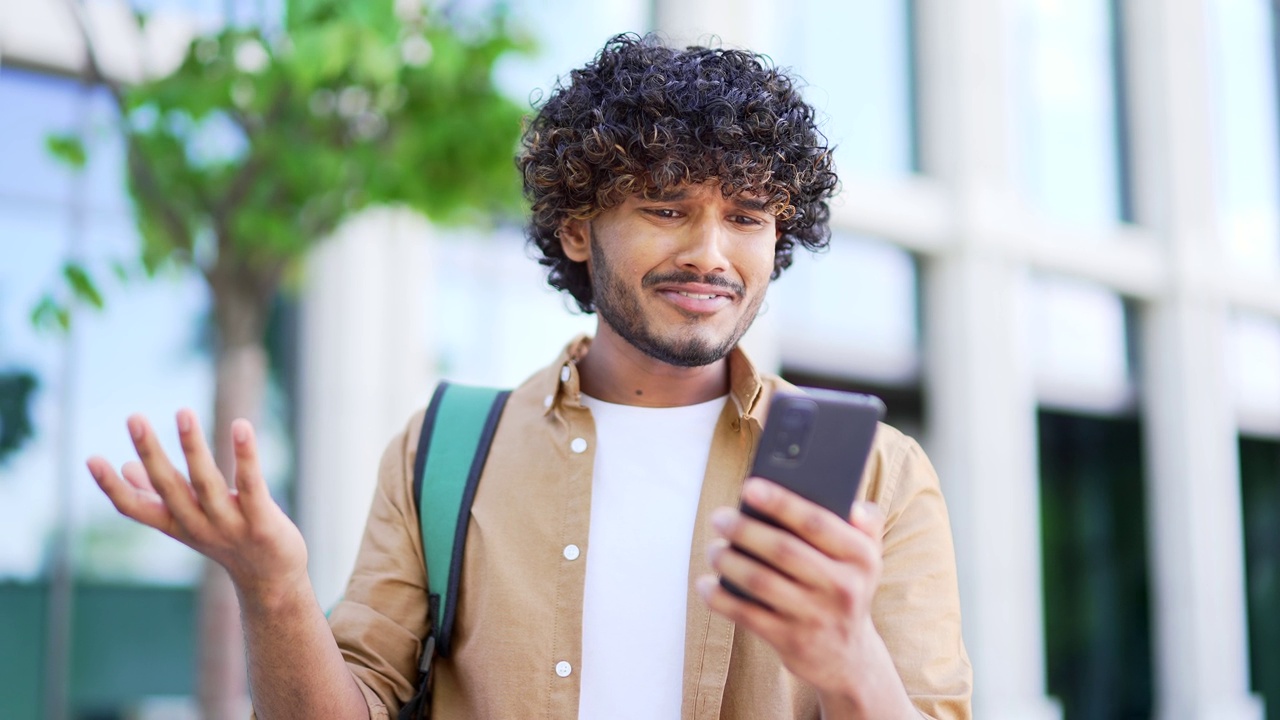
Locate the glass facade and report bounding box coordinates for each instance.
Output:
[1039,411,1153,719]
[1207,0,1280,273]
[1029,273,1133,413]
[1230,312,1280,434]
[774,234,920,385]
[1011,0,1126,226]
[1241,436,1280,716]
[777,0,917,177]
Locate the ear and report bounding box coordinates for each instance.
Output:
[559,219,591,263]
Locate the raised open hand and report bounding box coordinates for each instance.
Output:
[86,409,308,600]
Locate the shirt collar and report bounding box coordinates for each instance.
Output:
[541,334,764,420]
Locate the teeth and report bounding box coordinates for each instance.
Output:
[678,292,717,300]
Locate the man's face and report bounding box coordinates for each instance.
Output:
[560,181,779,367]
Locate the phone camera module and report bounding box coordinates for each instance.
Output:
[770,400,817,463]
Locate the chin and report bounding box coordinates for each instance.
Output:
[639,329,739,368]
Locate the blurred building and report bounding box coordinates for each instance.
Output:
[2,1,1280,719]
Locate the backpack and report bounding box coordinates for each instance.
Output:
[398,382,511,720]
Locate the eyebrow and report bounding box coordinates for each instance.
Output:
[647,189,770,213]
[732,197,769,212]
[650,188,690,202]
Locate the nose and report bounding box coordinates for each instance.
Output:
[673,215,730,275]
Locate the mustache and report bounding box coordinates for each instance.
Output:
[641,270,745,296]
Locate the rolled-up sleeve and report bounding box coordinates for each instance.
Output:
[327,411,430,719]
[872,433,973,720]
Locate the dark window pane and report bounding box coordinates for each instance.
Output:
[1039,411,1153,719]
[1241,436,1280,714]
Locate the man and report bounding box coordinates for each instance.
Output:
[88,34,971,719]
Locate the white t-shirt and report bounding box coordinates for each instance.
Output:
[576,393,729,720]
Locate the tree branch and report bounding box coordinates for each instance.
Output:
[216,89,288,218]
[63,0,195,254]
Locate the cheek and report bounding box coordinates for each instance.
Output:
[740,236,778,284]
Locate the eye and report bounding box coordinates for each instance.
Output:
[729,214,765,227]
[643,207,681,219]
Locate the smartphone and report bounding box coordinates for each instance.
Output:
[720,387,886,604]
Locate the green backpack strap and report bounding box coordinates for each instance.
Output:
[401,381,509,720]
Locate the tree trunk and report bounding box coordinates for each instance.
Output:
[199,261,274,720]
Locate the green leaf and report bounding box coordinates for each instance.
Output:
[31,296,71,333]
[111,259,132,283]
[63,263,105,310]
[46,134,87,170]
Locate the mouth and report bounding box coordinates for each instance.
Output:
[654,283,737,314]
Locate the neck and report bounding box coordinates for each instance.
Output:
[577,322,731,407]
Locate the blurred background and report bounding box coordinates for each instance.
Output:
[1,0,1279,718]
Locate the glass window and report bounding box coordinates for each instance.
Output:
[1011,0,1126,226]
[1207,0,1280,273]
[776,0,917,178]
[1230,312,1280,435]
[1028,273,1133,412]
[773,234,920,385]
[1241,436,1280,716]
[1039,411,1153,719]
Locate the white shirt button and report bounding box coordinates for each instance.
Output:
[563,544,580,561]
[543,394,553,409]
[570,437,588,454]
[555,661,572,677]
[560,366,571,383]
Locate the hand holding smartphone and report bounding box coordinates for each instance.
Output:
[720,387,886,604]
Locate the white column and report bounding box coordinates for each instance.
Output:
[916,0,1061,716]
[297,207,436,610]
[1124,1,1264,717]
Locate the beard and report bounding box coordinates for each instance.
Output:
[588,232,764,367]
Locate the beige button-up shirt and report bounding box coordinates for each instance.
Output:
[327,337,972,719]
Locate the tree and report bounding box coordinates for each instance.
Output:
[0,370,37,463]
[46,0,529,716]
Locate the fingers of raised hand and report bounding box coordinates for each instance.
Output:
[88,456,179,538]
[227,419,275,527]
[175,409,241,532]
[121,461,158,494]
[127,414,217,540]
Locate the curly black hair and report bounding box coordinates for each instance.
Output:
[518,33,839,313]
